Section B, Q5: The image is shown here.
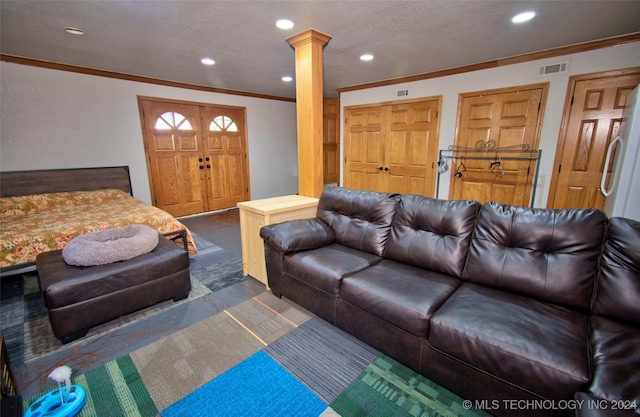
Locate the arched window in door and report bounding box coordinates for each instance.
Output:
[209,115,238,132]
[154,112,194,130]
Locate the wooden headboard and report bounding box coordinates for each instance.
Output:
[0,166,133,197]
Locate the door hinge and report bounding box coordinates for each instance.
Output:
[436,111,439,118]
[558,164,562,173]
[537,102,541,111]
[570,96,574,106]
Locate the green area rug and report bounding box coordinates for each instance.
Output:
[331,354,487,417]
[24,355,157,417]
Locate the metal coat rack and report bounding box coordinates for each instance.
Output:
[436,140,542,207]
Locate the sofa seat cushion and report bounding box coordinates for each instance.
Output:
[589,315,640,403]
[284,243,381,295]
[429,283,590,399]
[340,260,460,338]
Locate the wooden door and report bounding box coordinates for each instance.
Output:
[388,101,440,196]
[323,99,340,184]
[548,69,640,210]
[450,85,546,206]
[344,106,388,192]
[140,98,250,216]
[344,98,441,196]
[140,100,207,216]
[200,106,250,211]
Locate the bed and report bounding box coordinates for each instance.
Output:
[0,166,197,275]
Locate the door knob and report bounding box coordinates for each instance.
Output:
[378,166,383,171]
[384,167,389,172]
[206,157,210,161]
[206,164,211,169]
[199,158,203,162]
[199,165,204,170]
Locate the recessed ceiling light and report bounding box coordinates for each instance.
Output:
[64,27,86,36]
[282,76,293,82]
[360,54,374,62]
[276,19,294,30]
[512,11,536,23]
[201,57,216,65]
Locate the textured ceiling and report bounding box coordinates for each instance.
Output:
[2,1,640,99]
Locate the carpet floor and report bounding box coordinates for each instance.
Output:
[7,232,490,416]
[23,293,490,416]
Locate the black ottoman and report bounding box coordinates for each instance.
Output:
[36,234,191,343]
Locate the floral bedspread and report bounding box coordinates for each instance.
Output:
[0,189,197,268]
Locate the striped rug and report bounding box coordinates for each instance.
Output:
[23,355,157,417]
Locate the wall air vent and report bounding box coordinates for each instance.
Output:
[538,61,569,76]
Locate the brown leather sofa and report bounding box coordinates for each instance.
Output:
[260,186,639,417]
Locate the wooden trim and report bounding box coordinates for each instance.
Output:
[0,54,296,103]
[546,66,640,208]
[137,95,248,110]
[343,95,443,110]
[337,33,640,93]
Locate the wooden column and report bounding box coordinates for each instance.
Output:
[287,29,332,198]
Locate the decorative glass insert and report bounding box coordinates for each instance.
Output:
[155,112,193,130]
[209,115,238,132]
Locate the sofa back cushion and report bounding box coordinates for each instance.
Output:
[316,186,398,257]
[462,202,607,311]
[384,195,480,278]
[594,217,640,326]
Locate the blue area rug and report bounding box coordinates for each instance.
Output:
[161,351,326,417]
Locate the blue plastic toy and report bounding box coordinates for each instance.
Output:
[24,366,86,417]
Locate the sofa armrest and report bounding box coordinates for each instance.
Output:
[260,218,335,254]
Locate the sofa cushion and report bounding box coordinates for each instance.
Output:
[316,186,398,257]
[340,259,460,338]
[384,195,480,278]
[462,202,606,311]
[283,243,382,296]
[594,217,640,326]
[429,283,591,399]
[589,315,640,404]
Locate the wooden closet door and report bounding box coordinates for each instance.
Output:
[388,100,439,196]
[323,99,340,184]
[140,100,207,216]
[450,85,545,206]
[200,106,250,211]
[344,106,388,192]
[549,71,640,210]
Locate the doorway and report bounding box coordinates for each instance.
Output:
[548,68,640,210]
[138,97,250,217]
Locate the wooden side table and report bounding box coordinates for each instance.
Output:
[237,195,319,289]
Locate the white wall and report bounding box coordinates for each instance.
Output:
[0,62,299,205]
[340,42,640,208]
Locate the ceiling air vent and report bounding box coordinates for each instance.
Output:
[538,61,569,76]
